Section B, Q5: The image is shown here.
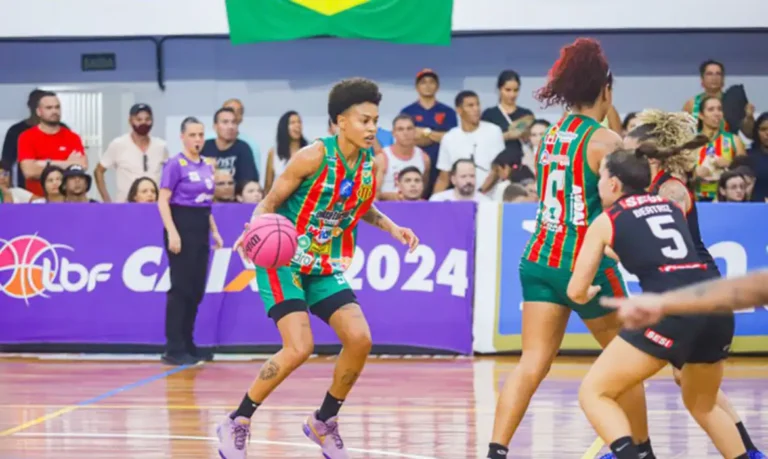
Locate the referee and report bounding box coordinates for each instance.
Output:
[157,117,223,365]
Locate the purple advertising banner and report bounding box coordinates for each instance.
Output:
[0,202,475,354]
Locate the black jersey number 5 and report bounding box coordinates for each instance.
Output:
[646,215,688,259]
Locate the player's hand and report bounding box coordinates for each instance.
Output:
[585,285,602,302]
[211,231,224,250]
[68,151,87,167]
[391,226,419,253]
[233,222,250,264]
[168,231,182,254]
[600,294,665,329]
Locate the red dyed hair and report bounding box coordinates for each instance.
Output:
[535,38,613,109]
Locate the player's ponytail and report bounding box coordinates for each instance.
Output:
[626,110,705,177]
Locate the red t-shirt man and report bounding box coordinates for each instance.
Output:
[18,125,86,196]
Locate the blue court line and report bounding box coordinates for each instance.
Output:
[0,363,197,436]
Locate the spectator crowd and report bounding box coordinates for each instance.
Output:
[2,61,767,206]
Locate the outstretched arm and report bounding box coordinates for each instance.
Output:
[361,204,420,252]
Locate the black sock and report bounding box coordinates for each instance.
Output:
[638,439,656,458]
[610,436,639,459]
[230,393,260,419]
[316,392,344,422]
[487,443,508,459]
[736,422,757,451]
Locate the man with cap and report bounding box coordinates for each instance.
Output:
[400,69,458,196]
[61,164,98,203]
[94,103,169,203]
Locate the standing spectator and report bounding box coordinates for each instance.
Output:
[683,60,755,137]
[747,112,768,202]
[61,165,98,203]
[429,159,491,203]
[213,170,236,203]
[94,103,168,203]
[0,160,34,203]
[375,114,431,201]
[18,91,87,197]
[400,69,458,195]
[716,170,748,202]
[158,117,223,365]
[481,70,534,167]
[202,108,259,184]
[434,90,505,194]
[394,166,426,201]
[235,179,263,204]
[127,177,159,203]
[30,165,65,203]
[206,99,262,182]
[263,110,308,193]
[694,96,746,201]
[1,89,47,190]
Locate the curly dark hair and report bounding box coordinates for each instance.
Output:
[328,78,382,123]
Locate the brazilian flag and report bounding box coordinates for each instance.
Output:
[225,0,453,46]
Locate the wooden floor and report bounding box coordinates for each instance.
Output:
[0,355,766,458]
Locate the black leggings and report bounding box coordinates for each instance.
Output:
[164,205,210,355]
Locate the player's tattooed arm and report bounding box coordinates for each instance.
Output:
[657,180,691,214]
[361,205,395,232]
[659,269,768,315]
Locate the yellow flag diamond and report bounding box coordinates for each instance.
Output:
[291,0,370,16]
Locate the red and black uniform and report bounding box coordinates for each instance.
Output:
[605,193,733,368]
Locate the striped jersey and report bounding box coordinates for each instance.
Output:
[277,136,376,275]
[695,131,737,200]
[523,114,610,271]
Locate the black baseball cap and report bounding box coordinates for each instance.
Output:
[129,103,152,116]
[416,68,439,84]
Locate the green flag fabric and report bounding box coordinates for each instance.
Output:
[225,0,453,46]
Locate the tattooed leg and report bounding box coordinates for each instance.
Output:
[246,311,314,402]
[327,303,373,400]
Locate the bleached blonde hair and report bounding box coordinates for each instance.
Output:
[628,109,707,177]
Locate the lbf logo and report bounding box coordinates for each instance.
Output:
[0,234,112,305]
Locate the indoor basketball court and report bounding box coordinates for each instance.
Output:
[1,355,766,458]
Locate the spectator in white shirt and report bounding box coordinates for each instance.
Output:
[394,166,426,201]
[94,104,168,203]
[434,90,505,195]
[375,114,431,200]
[429,159,491,203]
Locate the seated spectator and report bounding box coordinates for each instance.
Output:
[30,165,65,203]
[731,164,756,202]
[519,178,538,201]
[236,179,264,204]
[521,119,551,173]
[61,165,98,203]
[429,159,491,203]
[434,90,505,195]
[202,108,259,185]
[716,170,747,202]
[264,110,308,193]
[94,103,168,203]
[622,112,640,136]
[0,159,34,203]
[214,169,236,203]
[394,166,425,201]
[503,183,533,203]
[375,114,430,201]
[746,112,768,202]
[18,91,87,197]
[487,148,535,201]
[127,177,159,203]
[694,95,746,201]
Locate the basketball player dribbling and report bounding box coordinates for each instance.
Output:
[623,110,765,459]
[568,146,748,459]
[217,78,419,459]
[487,38,654,459]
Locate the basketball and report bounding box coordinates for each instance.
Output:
[242,214,298,269]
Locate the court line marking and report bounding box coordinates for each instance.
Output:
[0,363,197,437]
[581,437,604,459]
[12,432,438,459]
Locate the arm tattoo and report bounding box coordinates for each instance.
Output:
[258,359,280,380]
[659,182,689,212]
[362,205,390,230]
